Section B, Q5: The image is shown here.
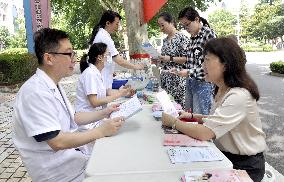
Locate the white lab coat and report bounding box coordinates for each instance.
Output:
[93,28,119,89]
[13,68,88,182]
[75,64,107,155]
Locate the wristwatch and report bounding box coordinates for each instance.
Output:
[170,56,174,62]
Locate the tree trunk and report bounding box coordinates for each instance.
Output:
[122,0,149,56]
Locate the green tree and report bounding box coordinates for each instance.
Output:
[208,9,236,37]
[50,0,218,49]
[248,1,283,43]
[0,27,10,50]
[8,18,27,48]
[239,0,251,42]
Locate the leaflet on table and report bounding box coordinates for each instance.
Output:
[141,42,161,59]
[110,95,142,119]
[167,147,224,164]
[181,169,253,182]
[155,91,179,117]
[164,134,211,147]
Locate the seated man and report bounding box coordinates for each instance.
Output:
[12,28,124,182]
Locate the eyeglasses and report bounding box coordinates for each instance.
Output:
[179,21,192,29]
[48,51,77,59]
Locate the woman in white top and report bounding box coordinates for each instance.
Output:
[162,37,266,182]
[75,43,130,155]
[89,10,145,89]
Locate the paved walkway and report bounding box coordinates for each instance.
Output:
[1,60,284,181]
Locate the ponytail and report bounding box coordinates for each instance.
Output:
[88,10,122,45]
[178,7,210,28]
[80,54,89,73]
[200,17,210,28]
[89,24,101,45]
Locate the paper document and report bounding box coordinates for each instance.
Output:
[182,169,253,182]
[156,91,179,117]
[141,42,161,59]
[110,95,142,119]
[167,147,224,163]
[164,134,211,147]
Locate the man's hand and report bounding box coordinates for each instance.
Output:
[98,117,124,137]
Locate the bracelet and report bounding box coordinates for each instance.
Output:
[172,119,177,130]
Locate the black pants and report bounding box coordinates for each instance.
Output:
[222,151,265,182]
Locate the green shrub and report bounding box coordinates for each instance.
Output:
[262,44,273,52]
[241,43,274,52]
[0,48,28,54]
[0,53,38,85]
[270,61,284,74]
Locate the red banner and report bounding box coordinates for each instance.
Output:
[143,0,167,23]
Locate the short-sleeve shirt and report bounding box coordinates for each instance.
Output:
[186,26,216,81]
[93,28,119,89]
[75,64,106,112]
[12,68,88,182]
[160,31,190,70]
[203,88,267,155]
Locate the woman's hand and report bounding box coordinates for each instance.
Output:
[158,55,170,62]
[98,117,124,137]
[118,85,131,97]
[134,63,146,70]
[178,111,192,119]
[176,69,189,77]
[161,112,176,127]
[103,104,120,117]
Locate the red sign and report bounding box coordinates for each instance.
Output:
[30,0,51,32]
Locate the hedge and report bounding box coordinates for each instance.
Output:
[0,53,38,85]
[241,44,274,52]
[270,61,284,74]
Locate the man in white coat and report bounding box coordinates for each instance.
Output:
[12,28,124,182]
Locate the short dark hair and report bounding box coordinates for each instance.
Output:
[204,37,259,100]
[158,12,176,28]
[34,28,69,65]
[80,42,107,73]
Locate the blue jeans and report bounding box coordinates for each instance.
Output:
[185,78,213,115]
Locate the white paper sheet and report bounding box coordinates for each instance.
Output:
[141,42,161,59]
[167,147,224,164]
[110,95,142,119]
[156,91,179,117]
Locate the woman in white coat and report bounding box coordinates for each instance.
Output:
[75,42,131,155]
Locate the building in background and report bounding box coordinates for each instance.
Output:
[0,0,24,34]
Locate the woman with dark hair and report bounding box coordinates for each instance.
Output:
[162,37,266,182]
[173,7,216,114]
[90,10,144,90]
[156,12,190,108]
[75,43,131,155]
